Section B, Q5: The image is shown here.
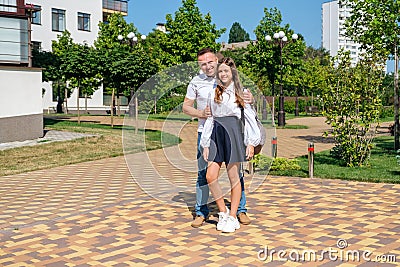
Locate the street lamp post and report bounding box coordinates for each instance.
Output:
[266,31,298,126]
[117,32,146,132]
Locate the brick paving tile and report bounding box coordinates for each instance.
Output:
[0,116,398,266]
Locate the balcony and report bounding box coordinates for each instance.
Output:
[102,0,128,21]
[0,0,27,17]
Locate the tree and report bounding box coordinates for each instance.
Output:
[245,7,305,124]
[304,46,330,66]
[51,31,78,114]
[32,49,66,113]
[341,0,400,149]
[52,32,101,121]
[322,51,384,167]
[228,22,250,43]
[96,13,158,117]
[161,0,225,65]
[95,13,138,51]
[221,47,249,68]
[67,44,102,115]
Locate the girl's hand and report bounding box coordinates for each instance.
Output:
[246,145,254,160]
[243,89,254,104]
[203,147,209,162]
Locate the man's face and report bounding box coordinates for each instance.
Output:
[198,52,217,77]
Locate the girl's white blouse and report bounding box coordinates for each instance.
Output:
[200,83,261,148]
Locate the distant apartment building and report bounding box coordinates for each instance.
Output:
[0,0,43,142]
[322,0,363,66]
[26,0,129,112]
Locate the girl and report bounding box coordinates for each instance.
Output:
[200,57,260,233]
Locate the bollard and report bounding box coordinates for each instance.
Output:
[271,137,278,158]
[308,142,314,178]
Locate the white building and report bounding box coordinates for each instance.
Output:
[29,0,102,51]
[322,0,363,66]
[28,0,128,113]
[0,0,43,142]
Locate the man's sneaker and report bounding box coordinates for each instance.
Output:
[216,207,230,231]
[221,216,240,233]
[237,212,251,225]
[191,215,205,228]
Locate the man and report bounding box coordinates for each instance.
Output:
[183,47,251,228]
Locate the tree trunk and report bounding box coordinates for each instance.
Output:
[111,88,115,128]
[295,86,299,117]
[394,45,399,150]
[56,81,63,113]
[154,96,157,114]
[129,88,134,117]
[117,92,121,117]
[85,93,88,114]
[77,83,80,124]
[135,95,138,134]
[64,87,68,114]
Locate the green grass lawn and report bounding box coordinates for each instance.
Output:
[268,136,400,183]
[0,118,180,177]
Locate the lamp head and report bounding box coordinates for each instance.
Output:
[127,32,135,39]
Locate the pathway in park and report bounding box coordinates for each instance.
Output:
[0,116,398,266]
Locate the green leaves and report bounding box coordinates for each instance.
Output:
[161,0,225,65]
[245,7,306,97]
[343,0,400,57]
[321,51,384,167]
[228,22,250,43]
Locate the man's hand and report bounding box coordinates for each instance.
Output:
[243,89,254,104]
[204,106,211,117]
[198,106,211,118]
[246,145,254,160]
[203,147,209,161]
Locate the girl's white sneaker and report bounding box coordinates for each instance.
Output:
[221,216,240,233]
[216,207,230,231]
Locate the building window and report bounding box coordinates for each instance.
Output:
[77,12,90,31]
[32,41,41,51]
[52,8,65,32]
[32,5,41,25]
[0,16,29,64]
[0,0,17,12]
[103,0,128,13]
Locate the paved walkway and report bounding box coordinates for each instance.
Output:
[0,130,96,151]
[0,116,399,266]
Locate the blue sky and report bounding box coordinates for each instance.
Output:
[126,0,327,48]
[126,0,394,72]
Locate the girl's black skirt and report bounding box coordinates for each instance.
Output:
[208,116,245,164]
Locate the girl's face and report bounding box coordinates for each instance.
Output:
[218,63,233,85]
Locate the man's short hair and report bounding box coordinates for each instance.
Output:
[197,47,215,57]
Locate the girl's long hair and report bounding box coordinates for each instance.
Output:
[214,57,245,108]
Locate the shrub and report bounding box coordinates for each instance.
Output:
[380,106,394,118]
[251,154,301,171]
[321,51,383,167]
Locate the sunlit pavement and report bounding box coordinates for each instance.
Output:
[0,116,398,266]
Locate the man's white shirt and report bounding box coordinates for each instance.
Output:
[185,73,215,133]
